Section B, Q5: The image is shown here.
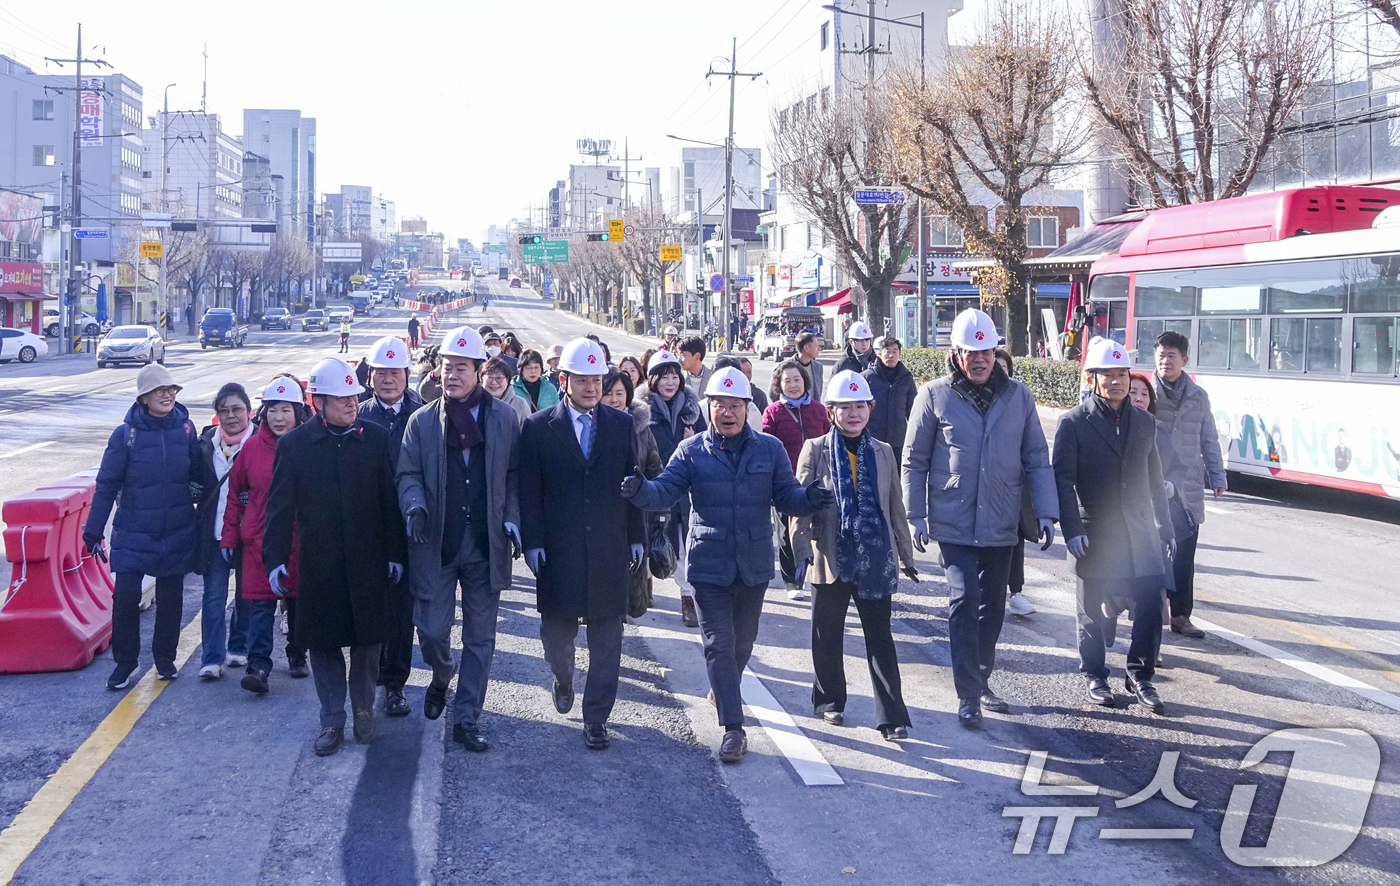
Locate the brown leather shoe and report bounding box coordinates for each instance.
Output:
[681,596,699,628]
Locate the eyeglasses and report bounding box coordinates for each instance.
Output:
[711,402,747,414]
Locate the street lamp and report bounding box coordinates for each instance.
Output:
[158,83,176,339]
[821,4,930,346]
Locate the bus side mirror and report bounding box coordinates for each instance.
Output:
[1070,305,1087,333]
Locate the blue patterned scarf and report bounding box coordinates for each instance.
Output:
[827,428,898,599]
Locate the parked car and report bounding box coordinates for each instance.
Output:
[260,307,292,330]
[96,325,164,368]
[0,327,49,364]
[302,309,329,332]
[199,308,248,349]
[43,308,101,338]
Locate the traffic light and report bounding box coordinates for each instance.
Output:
[586,233,611,242]
[519,235,542,245]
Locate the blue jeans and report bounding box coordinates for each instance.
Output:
[201,544,248,666]
[245,599,278,674]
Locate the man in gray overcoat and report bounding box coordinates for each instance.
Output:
[397,326,521,752]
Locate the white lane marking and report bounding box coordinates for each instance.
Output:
[1204,505,1230,515]
[1193,617,1400,713]
[0,441,54,459]
[39,384,74,392]
[740,669,845,786]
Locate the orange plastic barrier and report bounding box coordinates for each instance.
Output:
[1,477,114,673]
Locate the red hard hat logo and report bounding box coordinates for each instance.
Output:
[587,354,597,364]
[457,338,466,347]
[386,350,395,359]
[277,385,286,394]
[344,375,353,385]
[724,378,733,387]
[850,382,858,391]
[974,330,985,341]
[1113,350,1122,359]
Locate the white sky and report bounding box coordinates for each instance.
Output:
[0,0,854,245]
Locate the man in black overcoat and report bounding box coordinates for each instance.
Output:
[519,338,645,750]
[265,357,408,757]
[1053,340,1174,715]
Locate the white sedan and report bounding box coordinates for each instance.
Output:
[0,327,49,363]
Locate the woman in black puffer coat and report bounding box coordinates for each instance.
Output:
[643,351,706,626]
[85,364,205,690]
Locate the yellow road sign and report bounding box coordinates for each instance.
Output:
[659,244,682,262]
[609,219,624,242]
[140,241,163,258]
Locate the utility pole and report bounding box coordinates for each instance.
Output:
[706,38,760,353]
[615,137,643,209]
[160,85,175,335]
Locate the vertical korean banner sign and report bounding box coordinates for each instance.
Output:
[79,77,104,146]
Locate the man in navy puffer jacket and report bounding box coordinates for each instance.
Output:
[85,364,204,690]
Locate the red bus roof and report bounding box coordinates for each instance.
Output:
[1116,186,1399,258]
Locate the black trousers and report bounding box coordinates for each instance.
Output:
[1008,538,1026,595]
[1077,578,1159,683]
[692,579,767,730]
[1168,508,1199,618]
[810,582,910,728]
[112,572,183,669]
[379,585,415,691]
[939,542,1014,701]
[777,514,799,587]
[540,613,624,726]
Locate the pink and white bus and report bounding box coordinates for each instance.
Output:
[1085,186,1400,497]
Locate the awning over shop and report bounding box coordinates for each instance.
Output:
[769,287,816,306]
[813,287,852,313]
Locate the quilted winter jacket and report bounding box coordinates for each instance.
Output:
[222,422,298,600]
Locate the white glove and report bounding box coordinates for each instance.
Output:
[268,565,289,598]
[505,522,522,559]
[1165,539,1177,561]
[630,543,645,571]
[1164,480,1176,499]
[525,548,546,576]
[1038,518,1056,552]
[909,518,929,553]
[388,562,404,583]
[1067,535,1090,559]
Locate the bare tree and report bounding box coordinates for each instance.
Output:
[887,0,1082,355]
[1360,0,1400,37]
[621,206,687,333]
[770,85,913,333]
[212,248,265,318]
[1081,0,1329,207]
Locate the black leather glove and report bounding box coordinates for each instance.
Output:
[238,490,250,507]
[406,507,428,545]
[806,482,834,509]
[189,481,206,503]
[902,565,919,582]
[82,533,107,562]
[621,467,644,499]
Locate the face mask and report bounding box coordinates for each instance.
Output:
[486,345,501,357]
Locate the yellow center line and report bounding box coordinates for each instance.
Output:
[0,612,203,885]
[1198,592,1400,688]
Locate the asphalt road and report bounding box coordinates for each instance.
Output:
[0,276,1397,884]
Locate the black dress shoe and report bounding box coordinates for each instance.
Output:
[240,668,270,695]
[384,688,411,717]
[879,725,909,741]
[423,682,448,721]
[957,698,982,728]
[821,710,844,726]
[1086,677,1115,706]
[553,679,575,715]
[353,708,376,744]
[583,722,610,750]
[979,692,1009,714]
[718,728,747,763]
[288,656,310,679]
[314,726,343,756]
[453,724,489,752]
[1125,676,1166,715]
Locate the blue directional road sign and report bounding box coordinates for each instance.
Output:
[709,273,725,292]
[853,188,907,205]
[74,229,109,240]
[736,276,754,284]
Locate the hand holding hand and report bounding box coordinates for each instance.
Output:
[406,507,428,545]
[525,548,546,576]
[505,522,522,559]
[388,562,404,584]
[630,543,645,572]
[1038,518,1056,552]
[221,547,237,566]
[806,482,834,510]
[909,518,929,553]
[1067,535,1090,559]
[621,468,645,499]
[268,565,289,598]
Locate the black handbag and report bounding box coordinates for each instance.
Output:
[648,512,678,580]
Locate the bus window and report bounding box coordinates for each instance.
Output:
[1352,317,1398,375]
[1348,255,1400,312]
[1268,263,1347,314]
[1271,317,1341,373]
[1133,318,1190,365]
[1198,318,1262,370]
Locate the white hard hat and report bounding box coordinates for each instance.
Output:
[1084,337,1132,371]
[847,321,873,340]
[825,369,874,403]
[366,336,412,369]
[559,337,608,375]
[950,308,999,351]
[663,325,679,336]
[306,357,365,397]
[646,349,681,376]
[704,366,751,400]
[261,377,304,404]
[440,326,487,360]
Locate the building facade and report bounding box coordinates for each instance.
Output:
[242,109,316,240]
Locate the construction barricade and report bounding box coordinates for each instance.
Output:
[1,474,114,673]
